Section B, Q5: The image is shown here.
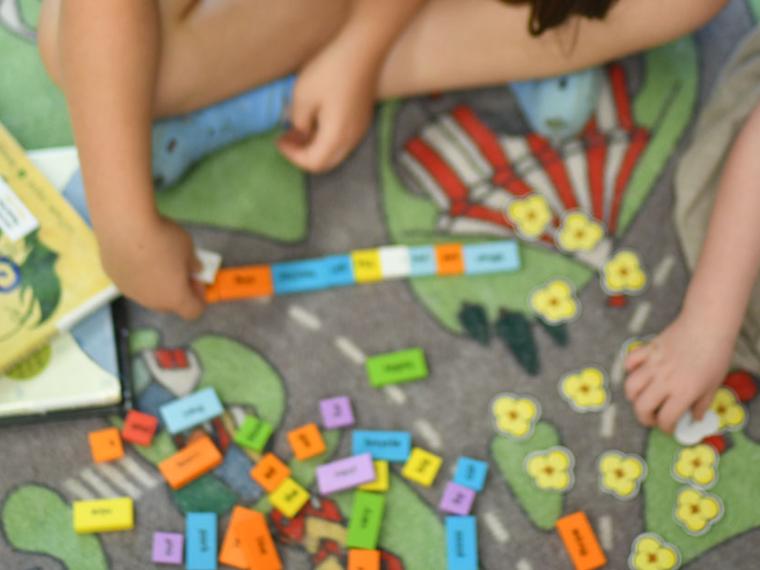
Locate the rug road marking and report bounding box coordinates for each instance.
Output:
[63,478,95,501]
[288,305,322,331]
[118,455,160,489]
[483,511,510,543]
[598,514,614,550]
[414,419,442,450]
[80,467,119,498]
[516,559,533,570]
[653,254,676,288]
[95,463,143,498]
[628,301,652,335]
[611,348,627,387]
[600,404,617,439]
[334,336,367,365]
[385,386,407,405]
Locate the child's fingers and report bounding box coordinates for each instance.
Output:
[624,367,652,402]
[189,253,203,275]
[175,287,205,321]
[633,381,668,427]
[280,114,343,173]
[656,395,692,434]
[691,390,716,421]
[624,344,651,372]
[287,94,319,137]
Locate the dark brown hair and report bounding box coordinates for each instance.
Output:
[503,0,618,36]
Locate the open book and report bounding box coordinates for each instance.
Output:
[0,123,117,373]
[0,145,125,419]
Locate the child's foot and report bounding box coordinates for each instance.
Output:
[152,75,295,189]
[624,309,736,432]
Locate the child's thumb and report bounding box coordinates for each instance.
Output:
[691,391,715,421]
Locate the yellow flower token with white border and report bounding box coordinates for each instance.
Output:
[627,533,681,570]
[673,487,723,536]
[525,446,575,493]
[672,444,718,489]
[559,367,609,412]
[491,393,541,440]
[598,451,647,500]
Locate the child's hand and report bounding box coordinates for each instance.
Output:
[623,310,735,432]
[98,215,206,320]
[278,32,377,173]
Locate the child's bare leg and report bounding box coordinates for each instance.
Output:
[40,0,727,119]
[39,0,349,117]
[625,103,760,433]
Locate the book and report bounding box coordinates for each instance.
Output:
[0,125,117,373]
[0,146,127,421]
[0,330,122,417]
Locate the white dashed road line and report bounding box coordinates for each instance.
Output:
[80,467,119,498]
[63,478,95,501]
[600,404,617,439]
[611,347,627,387]
[288,305,322,331]
[653,254,676,288]
[483,511,510,544]
[119,455,160,489]
[628,301,652,335]
[516,559,533,570]
[598,514,614,550]
[95,463,143,498]
[334,336,367,365]
[414,419,443,450]
[385,386,407,405]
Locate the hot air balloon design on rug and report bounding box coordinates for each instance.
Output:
[397,64,650,301]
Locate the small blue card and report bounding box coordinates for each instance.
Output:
[352,430,412,463]
[159,387,223,435]
[185,512,218,570]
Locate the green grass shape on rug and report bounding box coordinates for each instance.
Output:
[128,328,161,355]
[157,130,308,242]
[749,0,760,21]
[378,37,697,334]
[193,335,286,428]
[490,422,563,530]
[2,484,107,570]
[0,1,73,149]
[333,473,446,570]
[643,429,760,564]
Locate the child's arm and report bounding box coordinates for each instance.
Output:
[278,0,427,172]
[59,0,204,319]
[625,102,760,432]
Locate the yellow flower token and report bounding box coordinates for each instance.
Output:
[529,279,580,325]
[505,194,552,239]
[598,451,646,500]
[557,211,605,252]
[601,250,647,295]
[627,533,681,570]
[674,487,723,536]
[560,367,609,412]
[491,393,541,440]
[525,446,575,492]
[672,444,718,489]
[710,387,746,431]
